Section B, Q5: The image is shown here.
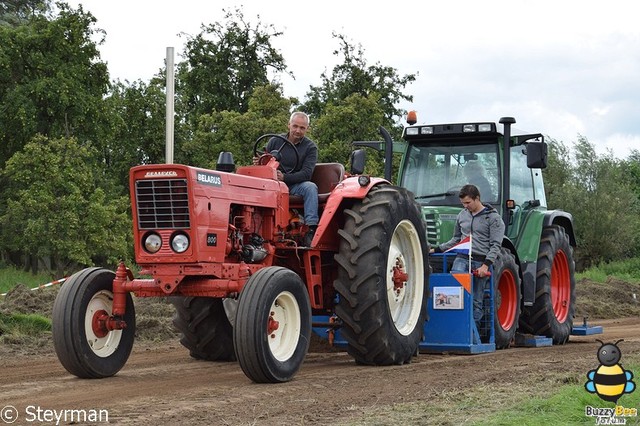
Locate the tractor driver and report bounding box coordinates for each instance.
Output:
[463,161,493,203]
[255,111,319,246]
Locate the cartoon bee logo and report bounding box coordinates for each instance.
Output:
[585,339,636,403]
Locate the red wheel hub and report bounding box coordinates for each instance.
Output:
[392,260,409,292]
[91,310,127,337]
[91,310,111,338]
[267,311,280,337]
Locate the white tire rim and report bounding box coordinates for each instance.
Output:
[268,291,301,362]
[84,290,122,357]
[386,219,425,336]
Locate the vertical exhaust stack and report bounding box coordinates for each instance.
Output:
[379,126,394,182]
[499,116,516,228]
[166,47,175,164]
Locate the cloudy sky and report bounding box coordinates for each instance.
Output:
[68,0,639,159]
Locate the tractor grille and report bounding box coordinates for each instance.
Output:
[135,179,190,229]
[424,213,438,245]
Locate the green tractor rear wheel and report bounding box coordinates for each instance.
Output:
[519,225,576,344]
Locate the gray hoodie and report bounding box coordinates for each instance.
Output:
[438,204,504,266]
[266,134,318,186]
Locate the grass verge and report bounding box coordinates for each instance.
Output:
[0,312,51,345]
[0,266,54,294]
[340,357,640,426]
[577,258,640,284]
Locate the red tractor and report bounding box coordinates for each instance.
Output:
[52,133,430,383]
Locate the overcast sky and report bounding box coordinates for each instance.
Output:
[68,0,639,159]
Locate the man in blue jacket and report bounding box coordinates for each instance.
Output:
[432,184,505,328]
[263,112,318,246]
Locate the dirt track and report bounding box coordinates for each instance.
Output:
[1,317,638,425]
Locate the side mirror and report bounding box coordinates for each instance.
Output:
[526,142,547,169]
[350,149,366,175]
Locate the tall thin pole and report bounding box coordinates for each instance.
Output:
[468,233,472,274]
[165,47,175,164]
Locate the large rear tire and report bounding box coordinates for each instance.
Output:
[234,267,311,383]
[52,268,135,378]
[492,248,521,349]
[334,185,429,365]
[519,225,576,344]
[171,297,236,361]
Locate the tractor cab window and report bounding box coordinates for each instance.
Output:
[402,143,499,206]
[509,146,546,207]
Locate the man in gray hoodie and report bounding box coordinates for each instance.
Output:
[432,184,505,328]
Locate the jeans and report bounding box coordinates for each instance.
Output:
[451,257,488,323]
[289,181,319,226]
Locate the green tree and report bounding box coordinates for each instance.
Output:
[544,138,574,204]
[301,32,416,132]
[544,137,640,269]
[0,0,50,27]
[100,79,168,191]
[311,93,386,176]
[0,3,109,167]
[0,136,131,276]
[623,149,640,200]
[180,84,293,169]
[176,6,290,124]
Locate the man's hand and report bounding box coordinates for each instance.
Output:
[252,156,260,165]
[276,170,284,181]
[475,264,490,277]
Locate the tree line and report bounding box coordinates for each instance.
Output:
[0,1,638,276]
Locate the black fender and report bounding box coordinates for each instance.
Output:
[543,210,576,247]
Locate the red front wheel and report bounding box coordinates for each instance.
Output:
[52,268,135,378]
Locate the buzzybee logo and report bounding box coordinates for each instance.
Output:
[584,339,637,425]
[585,340,635,403]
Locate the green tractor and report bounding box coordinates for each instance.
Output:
[359,115,576,349]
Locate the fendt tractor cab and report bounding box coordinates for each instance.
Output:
[360,114,577,350]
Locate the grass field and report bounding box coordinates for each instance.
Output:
[343,357,640,425]
[0,266,55,294]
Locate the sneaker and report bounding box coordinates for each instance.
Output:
[303,226,317,247]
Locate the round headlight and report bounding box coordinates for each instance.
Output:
[358,175,371,187]
[171,233,190,253]
[144,233,162,253]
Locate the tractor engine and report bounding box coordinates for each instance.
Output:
[125,163,290,296]
[227,205,269,264]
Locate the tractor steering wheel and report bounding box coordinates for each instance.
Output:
[253,134,300,174]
